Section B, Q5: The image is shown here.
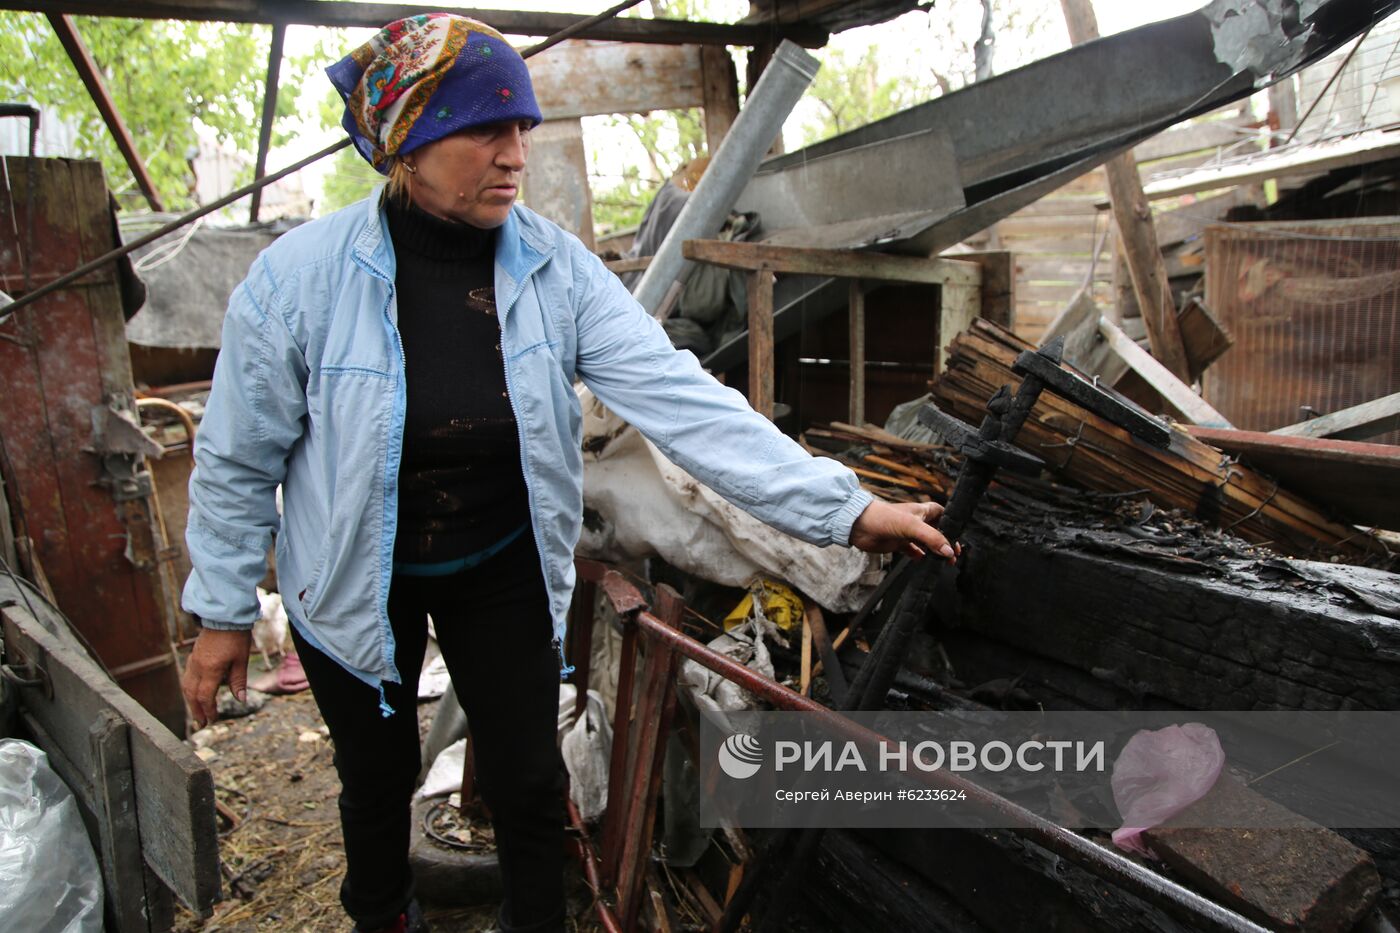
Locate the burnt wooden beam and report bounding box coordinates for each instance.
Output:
[8,0,827,46]
[944,519,1400,711]
[248,21,285,224]
[683,239,982,287]
[46,13,164,211]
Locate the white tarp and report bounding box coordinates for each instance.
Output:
[576,387,878,613]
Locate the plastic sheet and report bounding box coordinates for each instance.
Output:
[1111,723,1225,856]
[0,739,103,932]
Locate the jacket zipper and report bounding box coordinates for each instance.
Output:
[499,252,573,680]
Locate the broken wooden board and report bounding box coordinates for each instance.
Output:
[1144,775,1381,933]
[1098,316,1232,428]
[1,603,220,917]
[932,319,1384,560]
[1270,391,1400,443]
[1186,426,1400,530]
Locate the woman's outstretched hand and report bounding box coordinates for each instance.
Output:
[849,500,959,562]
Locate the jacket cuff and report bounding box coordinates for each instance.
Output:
[197,616,254,632]
[829,487,875,548]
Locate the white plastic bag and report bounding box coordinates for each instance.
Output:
[0,739,103,932]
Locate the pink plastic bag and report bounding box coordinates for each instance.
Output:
[1111,723,1224,857]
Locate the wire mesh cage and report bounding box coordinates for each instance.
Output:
[1203,218,1400,444]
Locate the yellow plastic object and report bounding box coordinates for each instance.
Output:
[723,579,804,632]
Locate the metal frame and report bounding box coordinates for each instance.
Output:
[567,557,1269,933]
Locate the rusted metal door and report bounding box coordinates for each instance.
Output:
[0,156,185,734]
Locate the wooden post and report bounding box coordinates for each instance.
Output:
[249,21,286,223]
[747,267,775,419]
[1059,0,1191,383]
[524,118,596,249]
[938,281,980,375]
[47,14,164,212]
[91,710,160,933]
[700,45,740,156]
[847,278,865,426]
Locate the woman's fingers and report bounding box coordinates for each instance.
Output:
[182,630,252,729]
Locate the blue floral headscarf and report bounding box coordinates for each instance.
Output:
[327,13,543,174]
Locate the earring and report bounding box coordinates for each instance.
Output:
[403,161,418,174]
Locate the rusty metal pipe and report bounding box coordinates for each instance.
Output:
[136,396,196,449]
[566,797,625,933]
[632,611,1268,933]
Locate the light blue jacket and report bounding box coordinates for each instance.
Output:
[182,194,873,701]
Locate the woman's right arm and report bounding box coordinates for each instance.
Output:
[181,256,308,725]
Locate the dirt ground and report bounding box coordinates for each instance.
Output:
[173,681,603,933]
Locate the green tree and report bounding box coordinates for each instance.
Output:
[0,13,321,211]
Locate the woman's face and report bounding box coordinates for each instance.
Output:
[405,119,532,228]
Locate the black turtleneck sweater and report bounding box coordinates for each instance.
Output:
[385,194,530,567]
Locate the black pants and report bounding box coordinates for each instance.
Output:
[291,532,566,932]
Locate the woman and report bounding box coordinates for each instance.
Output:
[180,14,956,933]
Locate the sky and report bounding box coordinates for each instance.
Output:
[272,0,1210,213]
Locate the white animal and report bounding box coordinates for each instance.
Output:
[253,587,290,669]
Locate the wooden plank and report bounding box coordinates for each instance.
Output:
[683,239,982,287]
[1187,426,1400,529]
[959,250,1014,329]
[528,42,705,120]
[1270,392,1400,442]
[1060,0,1190,383]
[938,282,978,375]
[748,268,774,419]
[7,1,823,46]
[91,710,161,933]
[1,605,220,914]
[524,117,595,249]
[700,44,739,156]
[991,215,1106,237]
[933,319,1384,558]
[1141,132,1400,200]
[1098,316,1231,427]
[604,255,651,274]
[1132,114,1255,164]
[847,279,865,426]
[1177,298,1233,383]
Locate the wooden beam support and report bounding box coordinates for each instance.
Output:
[683,239,981,287]
[13,1,825,46]
[1059,0,1190,383]
[847,279,865,426]
[700,44,739,156]
[1271,392,1400,442]
[46,13,164,212]
[527,42,706,121]
[938,280,980,375]
[747,267,775,419]
[523,118,595,249]
[248,21,285,224]
[1098,316,1232,428]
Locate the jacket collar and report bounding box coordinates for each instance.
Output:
[352,190,394,282]
[350,189,554,289]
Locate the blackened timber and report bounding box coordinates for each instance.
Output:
[946,520,1400,711]
[5,0,826,46]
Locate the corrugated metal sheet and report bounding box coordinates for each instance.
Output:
[1203,219,1400,444]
